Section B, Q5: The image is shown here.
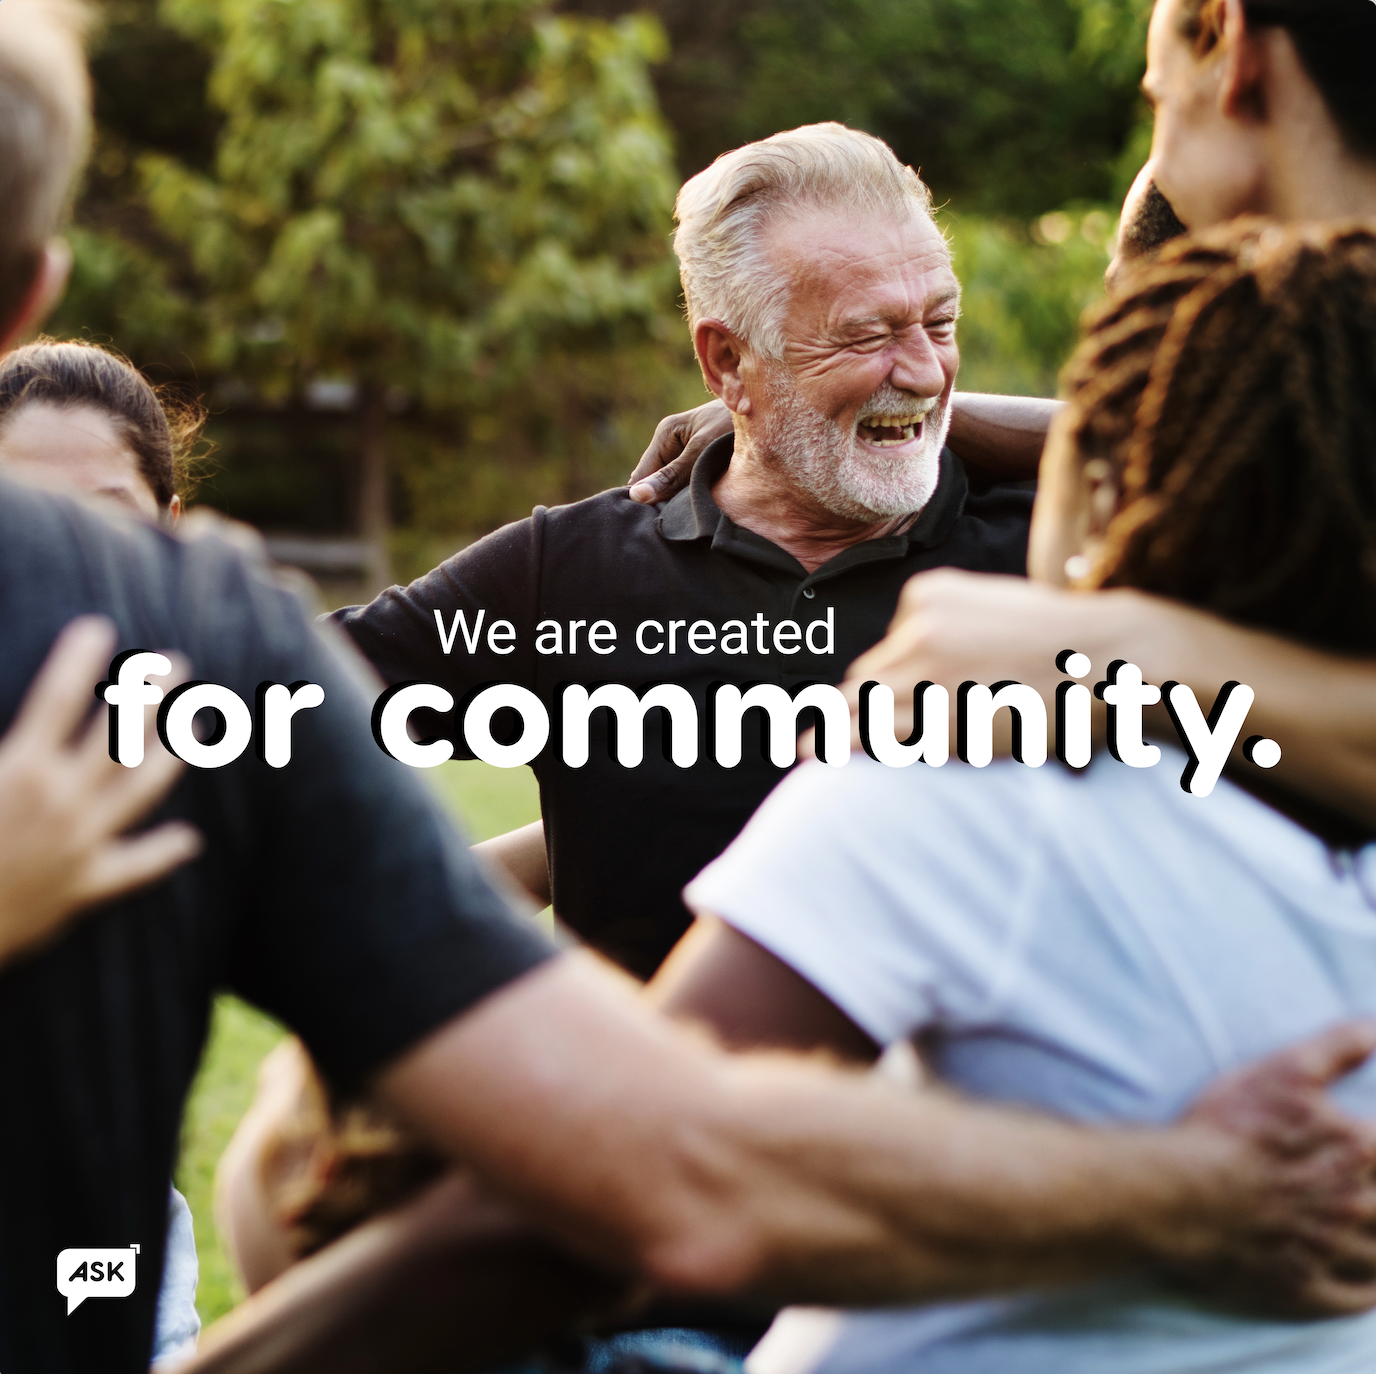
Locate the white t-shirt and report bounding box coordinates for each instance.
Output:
[685,749,1376,1374]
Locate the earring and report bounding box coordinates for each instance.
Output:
[1064,554,1091,581]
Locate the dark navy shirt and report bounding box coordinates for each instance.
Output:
[0,479,553,1374]
[334,436,1033,977]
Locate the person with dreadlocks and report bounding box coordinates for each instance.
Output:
[837,0,1376,788]
[652,218,1376,1374]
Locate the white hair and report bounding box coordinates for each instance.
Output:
[0,0,90,291]
[673,123,934,359]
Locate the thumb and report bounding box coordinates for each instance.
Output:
[1275,1020,1376,1087]
[630,454,694,505]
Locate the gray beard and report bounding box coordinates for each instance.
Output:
[758,368,950,522]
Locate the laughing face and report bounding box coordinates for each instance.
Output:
[747,205,961,521]
[759,370,950,520]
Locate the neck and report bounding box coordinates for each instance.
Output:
[1260,36,1376,221]
[1264,130,1376,223]
[712,424,912,574]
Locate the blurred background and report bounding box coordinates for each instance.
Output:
[67,0,1156,1322]
[63,0,1153,602]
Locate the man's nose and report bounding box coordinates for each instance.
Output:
[888,330,953,399]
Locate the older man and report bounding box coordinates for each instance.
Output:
[636,0,1376,837]
[14,9,1376,1372]
[335,124,1032,977]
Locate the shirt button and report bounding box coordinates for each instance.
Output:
[802,587,816,600]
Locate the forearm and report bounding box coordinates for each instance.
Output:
[680,1059,1237,1307]
[847,571,1376,829]
[379,955,1239,1308]
[472,820,551,909]
[1076,592,1376,829]
[947,393,1061,484]
[182,1173,633,1374]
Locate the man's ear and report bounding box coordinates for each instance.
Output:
[1215,0,1268,123]
[0,240,72,353]
[693,320,753,417]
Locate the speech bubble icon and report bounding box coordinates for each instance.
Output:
[56,1245,138,1314]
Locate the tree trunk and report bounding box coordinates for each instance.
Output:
[358,384,391,593]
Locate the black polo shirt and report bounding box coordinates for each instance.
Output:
[334,435,1033,977]
[0,478,554,1374]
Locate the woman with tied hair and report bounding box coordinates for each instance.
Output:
[0,338,204,523]
[661,220,1376,1374]
[0,353,205,950]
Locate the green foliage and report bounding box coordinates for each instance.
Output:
[944,205,1118,397]
[47,225,200,362]
[392,336,705,537]
[744,0,1140,214]
[54,0,1160,540]
[105,0,698,544]
[141,0,683,406]
[176,996,284,1325]
[581,0,1154,215]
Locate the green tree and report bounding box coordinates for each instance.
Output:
[45,0,218,383]
[572,0,1152,213]
[944,207,1117,397]
[138,0,684,584]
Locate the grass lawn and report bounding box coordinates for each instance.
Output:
[174,760,543,1325]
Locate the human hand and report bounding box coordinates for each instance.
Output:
[0,616,201,965]
[628,399,733,504]
[823,570,1145,754]
[1171,1021,1376,1315]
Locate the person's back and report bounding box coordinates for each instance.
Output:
[0,476,553,1372]
[683,220,1376,1374]
[708,749,1376,1373]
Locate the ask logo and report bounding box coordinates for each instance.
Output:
[57,1246,139,1314]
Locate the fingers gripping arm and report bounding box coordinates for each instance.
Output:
[379,955,1376,1309]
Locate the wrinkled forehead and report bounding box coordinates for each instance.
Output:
[764,204,959,334]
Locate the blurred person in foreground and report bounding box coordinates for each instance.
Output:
[10,8,1376,1374]
[0,338,212,1364]
[654,219,1376,1374]
[637,0,1376,830]
[0,618,199,1365]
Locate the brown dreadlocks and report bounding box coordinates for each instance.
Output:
[1060,219,1376,654]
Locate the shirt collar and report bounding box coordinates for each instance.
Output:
[656,433,736,542]
[655,432,969,578]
